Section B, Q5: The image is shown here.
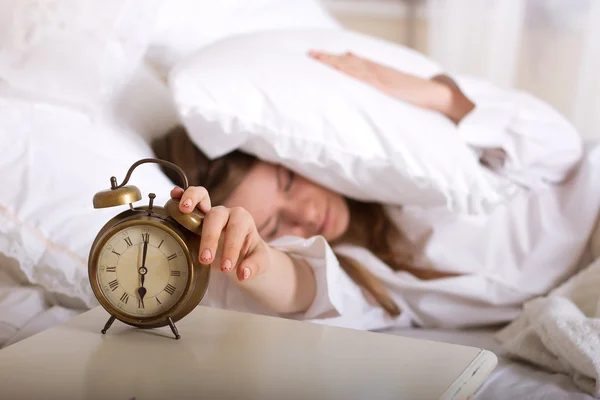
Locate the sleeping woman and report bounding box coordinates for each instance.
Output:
[151,51,599,331]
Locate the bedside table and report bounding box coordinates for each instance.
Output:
[0,306,496,399]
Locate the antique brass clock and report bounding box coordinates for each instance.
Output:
[88,158,209,339]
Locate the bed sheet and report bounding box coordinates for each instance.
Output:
[383,327,595,399]
[0,255,81,349]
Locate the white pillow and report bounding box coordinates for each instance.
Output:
[0,0,161,111]
[146,0,341,77]
[169,29,509,214]
[103,61,180,142]
[0,93,175,309]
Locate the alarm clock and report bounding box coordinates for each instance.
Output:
[88,158,210,339]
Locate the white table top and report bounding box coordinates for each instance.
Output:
[0,306,496,399]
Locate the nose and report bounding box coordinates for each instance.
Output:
[284,199,320,230]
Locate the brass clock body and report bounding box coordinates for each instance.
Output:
[88,158,210,339]
[88,207,209,330]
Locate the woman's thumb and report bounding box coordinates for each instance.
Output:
[235,241,270,282]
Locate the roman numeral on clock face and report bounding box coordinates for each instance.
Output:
[108,280,119,291]
[142,233,150,243]
[106,266,116,273]
[138,298,144,308]
[124,237,133,247]
[164,284,176,295]
[167,253,177,261]
[120,293,129,304]
[170,270,181,277]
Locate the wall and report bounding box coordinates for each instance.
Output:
[323,0,600,140]
[324,1,427,52]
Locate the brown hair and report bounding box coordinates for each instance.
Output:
[152,126,452,317]
[151,125,257,205]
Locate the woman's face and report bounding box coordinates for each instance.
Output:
[224,161,350,242]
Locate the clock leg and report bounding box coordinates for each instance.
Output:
[166,317,181,340]
[101,315,117,334]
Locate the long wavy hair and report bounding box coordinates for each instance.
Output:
[151,126,452,316]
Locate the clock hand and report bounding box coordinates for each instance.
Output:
[137,286,146,307]
[140,238,148,283]
[138,238,149,307]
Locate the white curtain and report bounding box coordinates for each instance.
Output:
[426,0,600,140]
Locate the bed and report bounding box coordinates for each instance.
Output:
[386,327,596,399]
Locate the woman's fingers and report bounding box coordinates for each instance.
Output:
[235,241,270,282]
[308,49,325,59]
[170,185,266,282]
[198,205,264,283]
[176,186,211,213]
[309,50,366,80]
[309,50,352,62]
[308,50,343,68]
[219,207,254,273]
[170,186,184,199]
[199,206,229,264]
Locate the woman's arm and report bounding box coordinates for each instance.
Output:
[221,244,317,315]
[431,73,583,188]
[430,74,475,124]
[309,51,583,189]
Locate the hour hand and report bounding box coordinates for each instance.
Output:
[137,286,147,307]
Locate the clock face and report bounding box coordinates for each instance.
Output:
[96,224,190,318]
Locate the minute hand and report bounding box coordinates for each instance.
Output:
[138,239,148,306]
[140,239,148,287]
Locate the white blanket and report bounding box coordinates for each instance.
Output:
[496,252,600,397]
[0,255,83,349]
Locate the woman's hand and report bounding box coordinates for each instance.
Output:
[308,50,474,124]
[170,186,271,283]
[171,186,317,314]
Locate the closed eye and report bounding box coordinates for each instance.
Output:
[266,217,280,240]
[265,168,295,240]
[285,170,295,192]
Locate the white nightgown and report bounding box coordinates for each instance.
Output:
[199,75,600,331]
